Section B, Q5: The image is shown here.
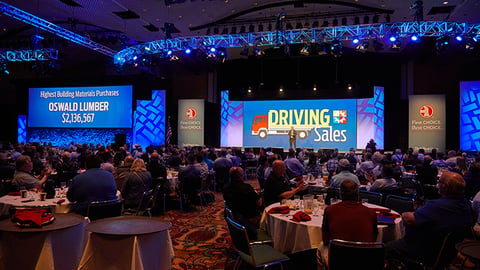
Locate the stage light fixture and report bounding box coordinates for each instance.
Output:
[389,35,397,43]
[455,35,463,42]
[184,47,192,54]
[240,46,249,57]
[435,36,449,54]
[355,40,369,53]
[330,39,342,58]
[352,37,360,45]
[300,43,311,56]
[313,84,317,91]
[254,47,265,56]
[410,34,419,42]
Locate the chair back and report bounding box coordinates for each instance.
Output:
[87,198,123,221]
[225,216,253,258]
[328,239,385,270]
[359,190,383,205]
[431,230,471,269]
[325,187,340,205]
[423,184,441,200]
[384,194,414,214]
[136,189,154,216]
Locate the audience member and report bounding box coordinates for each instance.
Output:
[114,155,134,189]
[464,161,480,199]
[223,167,262,239]
[122,159,152,210]
[263,160,308,206]
[67,154,118,216]
[330,159,360,188]
[213,149,233,191]
[472,190,480,238]
[12,155,51,190]
[284,148,304,178]
[304,152,322,178]
[318,179,378,269]
[385,171,473,266]
[0,152,15,180]
[367,162,398,192]
[147,152,167,180]
[178,152,202,210]
[256,154,268,189]
[415,155,438,185]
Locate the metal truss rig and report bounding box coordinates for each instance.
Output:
[0,48,58,62]
[114,21,480,66]
[0,1,116,57]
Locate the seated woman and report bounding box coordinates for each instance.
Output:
[121,159,152,210]
[367,162,398,192]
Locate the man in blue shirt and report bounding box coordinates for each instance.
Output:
[386,171,473,266]
[284,148,304,178]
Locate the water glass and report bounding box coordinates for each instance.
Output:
[294,195,301,209]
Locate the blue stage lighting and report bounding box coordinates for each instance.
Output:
[166,49,173,56]
[209,47,216,53]
[389,35,397,43]
[410,34,419,41]
[185,47,192,54]
[133,55,138,61]
[352,37,360,44]
[455,35,463,42]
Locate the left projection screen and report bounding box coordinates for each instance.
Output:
[28,85,133,128]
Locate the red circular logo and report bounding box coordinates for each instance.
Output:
[419,105,433,118]
[186,108,196,119]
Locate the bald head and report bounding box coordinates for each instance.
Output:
[124,155,134,166]
[229,167,244,182]
[340,179,359,201]
[272,160,286,177]
[438,171,465,196]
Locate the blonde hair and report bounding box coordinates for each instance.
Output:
[131,159,147,172]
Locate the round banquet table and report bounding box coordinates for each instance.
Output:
[260,202,404,254]
[0,194,71,216]
[0,213,87,270]
[78,216,174,270]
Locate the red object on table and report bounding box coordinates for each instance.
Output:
[291,211,311,222]
[7,192,20,196]
[11,209,53,227]
[267,206,290,215]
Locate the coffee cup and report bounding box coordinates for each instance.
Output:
[39,192,47,201]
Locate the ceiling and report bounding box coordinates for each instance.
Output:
[1,0,480,57]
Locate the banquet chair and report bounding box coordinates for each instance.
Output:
[225,216,289,270]
[135,189,154,217]
[87,198,123,221]
[244,159,258,180]
[359,190,383,205]
[224,204,272,245]
[384,194,414,214]
[328,239,385,270]
[403,230,472,270]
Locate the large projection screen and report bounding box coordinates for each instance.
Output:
[28,85,133,128]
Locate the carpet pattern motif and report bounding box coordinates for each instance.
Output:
[154,193,235,270]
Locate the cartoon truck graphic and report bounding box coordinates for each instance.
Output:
[251,114,313,139]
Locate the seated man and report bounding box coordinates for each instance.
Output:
[12,155,51,190]
[67,154,118,216]
[178,152,202,210]
[223,167,262,239]
[318,179,378,269]
[385,171,473,266]
[330,159,360,188]
[263,160,308,207]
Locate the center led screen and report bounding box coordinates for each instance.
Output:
[28,85,133,128]
[243,99,357,150]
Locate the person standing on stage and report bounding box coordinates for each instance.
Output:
[288,126,297,150]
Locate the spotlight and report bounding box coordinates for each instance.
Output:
[133,55,138,61]
[166,49,173,56]
[217,47,227,63]
[206,46,217,59]
[313,84,317,91]
[389,35,397,43]
[300,43,311,56]
[390,40,401,50]
[410,34,419,42]
[352,37,360,45]
[455,35,463,42]
[435,36,449,54]
[240,46,249,57]
[355,40,369,52]
[247,87,252,94]
[184,47,192,54]
[330,39,342,58]
[254,47,265,56]
[209,47,216,53]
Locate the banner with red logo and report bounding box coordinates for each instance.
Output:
[408,95,445,152]
[178,99,204,147]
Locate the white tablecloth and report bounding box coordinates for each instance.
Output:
[0,195,70,216]
[260,202,404,254]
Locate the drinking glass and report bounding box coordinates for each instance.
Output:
[294,195,301,209]
[312,201,320,216]
[361,198,369,204]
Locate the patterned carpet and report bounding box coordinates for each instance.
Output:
[153,179,317,270]
[154,192,235,270]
